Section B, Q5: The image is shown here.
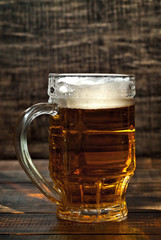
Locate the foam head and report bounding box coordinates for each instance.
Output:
[48,74,135,109]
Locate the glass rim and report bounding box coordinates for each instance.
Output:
[49,73,135,79]
[48,73,136,101]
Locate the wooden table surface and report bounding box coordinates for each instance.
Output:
[0,158,161,240]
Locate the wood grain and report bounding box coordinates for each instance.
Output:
[0,159,161,239]
[1,212,161,234]
[0,160,161,213]
[1,182,161,213]
[0,0,161,159]
[1,159,161,183]
[0,236,160,240]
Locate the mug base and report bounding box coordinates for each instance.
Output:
[57,203,128,223]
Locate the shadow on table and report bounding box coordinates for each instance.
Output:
[47,215,151,240]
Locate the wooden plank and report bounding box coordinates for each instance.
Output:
[0,160,161,214]
[1,160,161,183]
[0,235,160,240]
[10,157,161,169]
[0,159,48,171]
[1,160,161,213]
[0,157,161,174]
[1,181,161,213]
[0,160,50,183]
[0,182,56,213]
[0,212,161,234]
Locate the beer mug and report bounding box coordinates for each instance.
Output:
[15,74,136,222]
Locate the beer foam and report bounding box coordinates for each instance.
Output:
[57,83,133,109]
[59,98,134,109]
[48,75,135,109]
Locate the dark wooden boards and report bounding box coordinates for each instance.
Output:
[0,159,161,239]
[1,182,161,213]
[0,236,160,240]
[1,159,161,214]
[1,158,161,183]
[0,212,161,235]
[1,0,161,160]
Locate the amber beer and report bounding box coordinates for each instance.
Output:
[15,73,135,222]
[49,103,135,216]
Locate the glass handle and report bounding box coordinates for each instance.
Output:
[14,103,62,204]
